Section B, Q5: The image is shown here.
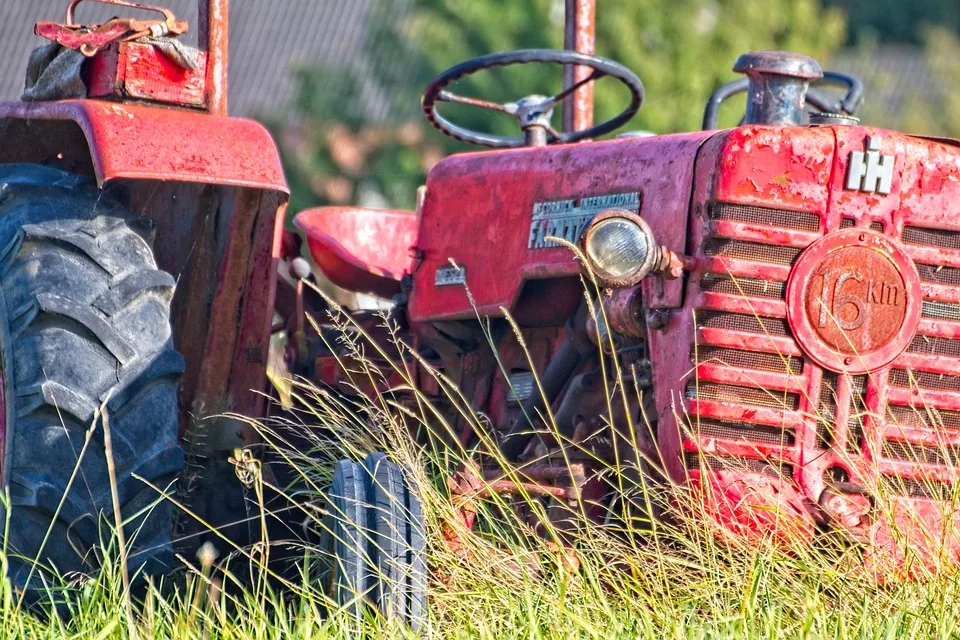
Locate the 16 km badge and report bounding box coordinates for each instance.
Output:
[527,192,640,249]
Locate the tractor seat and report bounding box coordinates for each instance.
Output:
[293,207,417,299]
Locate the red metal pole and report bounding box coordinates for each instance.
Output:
[198,0,229,115]
[562,0,595,133]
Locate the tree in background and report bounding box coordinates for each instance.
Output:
[899,26,960,139]
[278,0,846,213]
[824,0,960,45]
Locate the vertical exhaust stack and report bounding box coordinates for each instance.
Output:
[734,51,823,126]
[562,0,596,133]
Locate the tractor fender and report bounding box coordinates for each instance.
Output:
[0,99,288,194]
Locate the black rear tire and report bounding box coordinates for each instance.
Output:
[0,165,184,601]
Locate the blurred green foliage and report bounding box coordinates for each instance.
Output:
[278,0,846,213]
[825,0,960,44]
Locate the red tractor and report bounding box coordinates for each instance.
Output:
[0,0,291,605]
[0,0,427,625]
[296,0,960,612]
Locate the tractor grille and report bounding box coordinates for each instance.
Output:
[686,381,800,410]
[915,264,960,286]
[703,238,803,265]
[882,223,960,498]
[816,372,839,448]
[699,273,786,298]
[889,369,960,393]
[698,310,789,336]
[922,300,960,321]
[886,405,960,430]
[882,440,960,467]
[908,334,960,358]
[847,375,868,453]
[690,202,960,505]
[687,203,812,477]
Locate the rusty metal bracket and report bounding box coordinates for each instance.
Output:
[36,0,188,57]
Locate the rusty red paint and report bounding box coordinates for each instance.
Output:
[36,0,188,57]
[87,42,207,107]
[0,100,287,192]
[409,131,715,323]
[691,471,816,547]
[294,207,417,298]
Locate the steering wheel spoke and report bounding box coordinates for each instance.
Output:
[545,69,605,109]
[422,49,644,148]
[437,90,515,114]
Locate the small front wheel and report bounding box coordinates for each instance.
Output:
[318,454,426,629]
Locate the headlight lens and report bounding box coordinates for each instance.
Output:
[584,217,651,281]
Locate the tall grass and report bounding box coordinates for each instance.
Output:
[8,274,960,638]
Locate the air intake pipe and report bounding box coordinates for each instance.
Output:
[733,50,823,126]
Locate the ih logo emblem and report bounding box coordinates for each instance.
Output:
[845,135,894,195]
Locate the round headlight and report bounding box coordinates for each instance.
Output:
[582,212,657,286]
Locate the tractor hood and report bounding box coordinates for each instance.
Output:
[408,130,715,324]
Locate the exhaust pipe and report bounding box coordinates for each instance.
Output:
[733,50,823,126]
[562,0,596,133]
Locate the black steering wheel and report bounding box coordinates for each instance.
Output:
[422,49,645,148]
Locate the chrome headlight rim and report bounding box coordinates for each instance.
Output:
[579,209,659,288]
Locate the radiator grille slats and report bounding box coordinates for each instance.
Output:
[703,238,803,265]
[698,346,801,375]
[691,204,806,466]
[689,202,960,514]
[687,381,800,410]
[707,203,820,232]
[916,263,960,286]
[686,418,795,446]
[817,372,839,449]
[891,224,960,500]
[890,369,960,392]
[922,300,960,321]
[882,440,960,467]
[887,404,960,430]
[881,475,956,500]
[847,375,868,453]
[683,452,794,479]
[903,225,960,250]
[908,334,960,358]
[700,273,786,299]
[698,311,789,336]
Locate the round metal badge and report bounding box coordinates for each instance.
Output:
[785,229,921,374]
